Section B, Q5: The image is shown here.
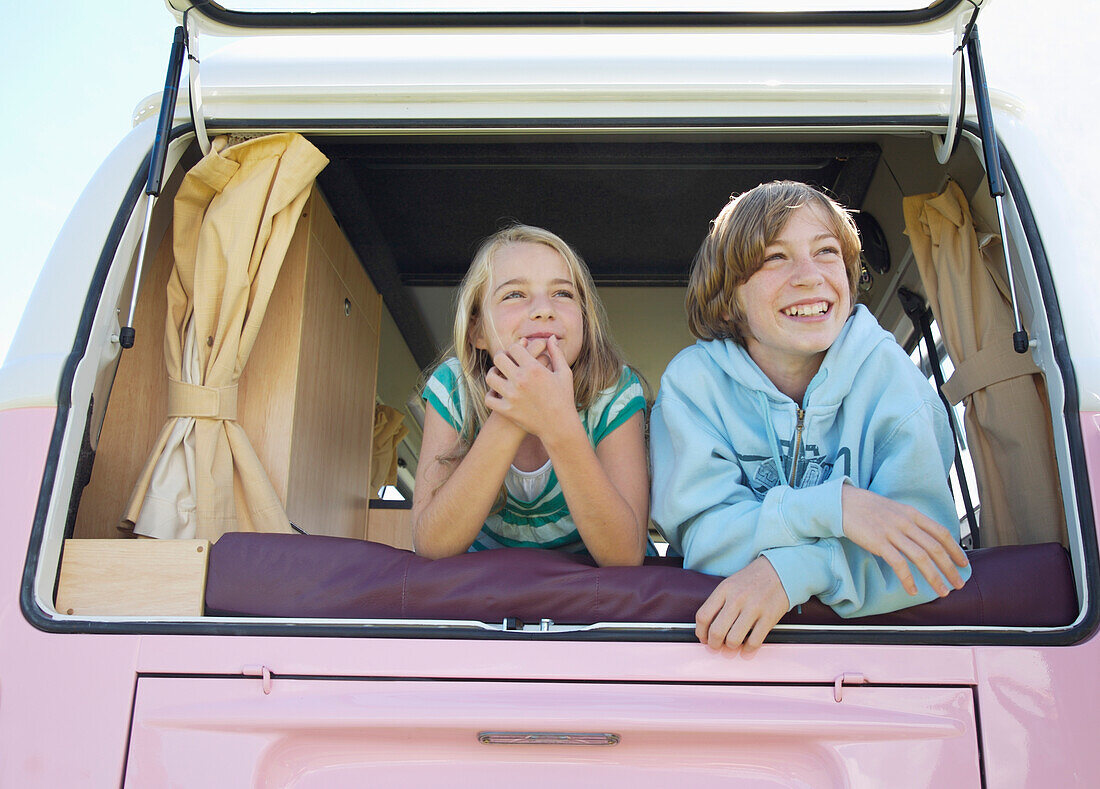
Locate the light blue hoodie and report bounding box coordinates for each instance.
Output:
[650,305,971,617]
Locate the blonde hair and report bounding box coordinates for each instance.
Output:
[686,181,862,344]
[434,224,628,475]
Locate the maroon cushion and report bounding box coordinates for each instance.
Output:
[205,533,1076,627]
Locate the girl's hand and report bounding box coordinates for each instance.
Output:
[484,336,576,438]
[695,557,790,655]
[841,485,969,597]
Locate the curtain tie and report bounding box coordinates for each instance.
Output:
[941,345,1041,406]
[167,380,239,421]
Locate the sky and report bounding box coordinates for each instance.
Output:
[0,2,178,362]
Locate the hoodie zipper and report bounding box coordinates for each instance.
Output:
[788,409,805,486]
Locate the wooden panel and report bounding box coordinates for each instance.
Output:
[309,189,381,333]
[366,507,414,551]
[55,539,209,616]
[236,204,310,505]
[73,229,174,539]
[285,209,381,539]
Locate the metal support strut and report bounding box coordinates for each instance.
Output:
[964,25,1031,354]
[119,26,187,349]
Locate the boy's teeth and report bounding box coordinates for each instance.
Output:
[784,302,827,317]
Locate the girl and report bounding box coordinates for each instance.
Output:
[412,225,649,566]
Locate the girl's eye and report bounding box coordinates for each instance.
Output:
[501,290,524,300]
[554,289,575,299]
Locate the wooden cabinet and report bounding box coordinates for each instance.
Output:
[365,504,414,550]
[75,188,381,541]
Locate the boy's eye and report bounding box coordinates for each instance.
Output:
[817,246,841,257]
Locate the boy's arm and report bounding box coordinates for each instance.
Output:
[767,401,970,618]
[652,390,969,623]
[650,393,845,576]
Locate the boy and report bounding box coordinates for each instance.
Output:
[650,181,970,654]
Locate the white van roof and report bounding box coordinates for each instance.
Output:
[167,0,985,33]
[155,0,990,128]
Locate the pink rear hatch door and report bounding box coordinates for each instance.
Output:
[126,676,981,787]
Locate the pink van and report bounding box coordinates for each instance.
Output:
[2,1,1097,785]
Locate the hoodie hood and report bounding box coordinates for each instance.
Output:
[698,305,894,408]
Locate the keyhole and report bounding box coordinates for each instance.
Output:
[344,298,351,317]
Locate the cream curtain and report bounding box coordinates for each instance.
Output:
[123,133,329,540]
[370,404,409,498]
[904,181,1066,547]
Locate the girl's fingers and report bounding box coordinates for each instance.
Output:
[493,350,519,375]
[512,339,538,363]
[523,337,549,361]
[546,335,567,371]
[485,367,507,395]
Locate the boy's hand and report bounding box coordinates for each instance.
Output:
[840,485,969,597]
[695,557,790,656]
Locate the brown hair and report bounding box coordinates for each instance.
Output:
[686,181,862,344]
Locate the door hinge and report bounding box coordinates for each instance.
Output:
[183,7,211,155]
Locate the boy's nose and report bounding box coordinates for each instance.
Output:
[790,253,825,285]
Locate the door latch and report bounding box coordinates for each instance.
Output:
[833,672,867,702]
[243,664,272,695]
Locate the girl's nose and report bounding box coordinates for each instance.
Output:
[529,294,555,319]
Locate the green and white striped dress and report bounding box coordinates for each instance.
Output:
[423,358,646,554]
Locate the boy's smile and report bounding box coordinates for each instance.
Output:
[737,205,852,398]
[475,241,584,367]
